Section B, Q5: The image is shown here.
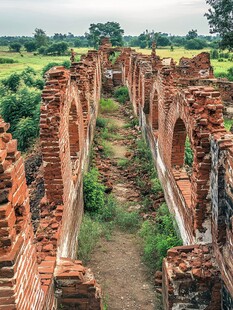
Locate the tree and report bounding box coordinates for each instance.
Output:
[157,36,171,47]
[205,0,233,50]
[9,43,22,52]
[44,42,69,56]
[24,41,37,52]
[186,29,198,40]
[34,28,48,48]
[185,38,206,50]
[87,22,124,48]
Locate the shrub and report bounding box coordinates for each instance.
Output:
[100,98,118,113]
[185,38,206,50]
[139,203,182,270]
[97,195,117,222]
[24,41,37,52]
[9,43,22,52]
[0,87,41,131]
[2,73,21,92]
[83,168,105,213]
[96,117,108,128]
[0,58,17,64]
[14,117,39,151]
[114,86,129,104]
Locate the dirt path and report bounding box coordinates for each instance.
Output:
[89,101,161,310]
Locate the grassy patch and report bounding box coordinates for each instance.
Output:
[101,140,114,157]
[139,203,182,270]
[100,128,122,141]
[100,98,118,114]
[78,215,104,263]
[117,158,130,167]
[0,46,88,80]
[96,117,109,128]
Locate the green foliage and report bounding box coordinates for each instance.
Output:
[205,0,233,50]
[9,43,22,52]
[2,73,21,92]
[109,51,121,64]
[34,28,49,48]
[139,203,182,270]
[185,137,193,167]
[96,195,117,222]
[151,178,163,194]
[96,117,109,128]
[115,208,141,233]
[210,49,219,59]
[83,168,105,213]
[185,38,206,50]
[114,86,130,104]
[87,22,124,48]
[14,117,39,150]
[117,158,130,167]
[100,98,118,113]
[39,42,69,56]
[186,29,198,40]
[24,41,37,52]
[101,140,114,157]
[157,36,171,47]
[41,60,71,75]
[0,57,17,64]
[224,118,233,131]
[78,214,104,263]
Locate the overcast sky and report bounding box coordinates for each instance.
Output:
[0,0,211,36]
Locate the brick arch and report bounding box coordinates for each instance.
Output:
[171,118,187,167]
[69,100,80,173]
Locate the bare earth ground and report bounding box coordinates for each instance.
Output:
[88,102,162,310]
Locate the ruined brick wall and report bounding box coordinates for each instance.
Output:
[112,46,233,309]
[0,50,103,309]
[0,119,44,309]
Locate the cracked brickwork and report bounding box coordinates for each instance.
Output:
[0,38,233,309]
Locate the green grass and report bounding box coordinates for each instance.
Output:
[136,47,233,76]
[0,46,89,79]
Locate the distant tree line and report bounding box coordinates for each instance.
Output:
[0,24,222,55]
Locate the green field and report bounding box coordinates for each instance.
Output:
[0,46,232,80]
[0,46,89,79]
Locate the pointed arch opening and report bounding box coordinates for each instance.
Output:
[171,118,193,208]
[69,100,80,173]
[151,90,159,131]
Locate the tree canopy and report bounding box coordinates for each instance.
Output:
[86,22,124,48]
[205,0,233,50]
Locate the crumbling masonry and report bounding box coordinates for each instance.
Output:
[0,39,233,309]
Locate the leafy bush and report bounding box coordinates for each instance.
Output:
[100,98,118,113]
[96,117,109,128]
[83,168,105,213]
[185,38,206,50]
[139,203,182,270]
[2,73,21,92]
[24,41,37,52]
[14,117,39,150]
[0,87,41,131]
[0,58,17,64]
[9,42,22,52]
[114,86,129,104]
[151,178,163,194]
